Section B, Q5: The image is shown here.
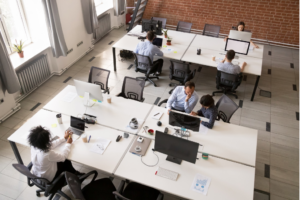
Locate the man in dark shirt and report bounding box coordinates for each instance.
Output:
[190,95,218,129]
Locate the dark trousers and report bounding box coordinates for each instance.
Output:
[153,59,164,73]
[53,160,78,181]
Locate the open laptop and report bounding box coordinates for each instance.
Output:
[66,116,85,136]
[152,38,163,48]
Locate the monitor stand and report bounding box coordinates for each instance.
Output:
[83,92,94,107]
[166,155,182,165]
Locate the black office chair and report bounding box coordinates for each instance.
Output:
[176,21,192,33]
[114,180,164,200]
[202,24,221,38]
[12,163,71,200]
[168,60,196,94]
[117,76,145,102]
[151,17,167,29]
[215,94,239,123]
[212,70,243,99]
[88,66,110,94]
[65,171,116,200]
[134,53,159,87]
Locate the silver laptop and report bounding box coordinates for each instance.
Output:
[66,116,85,136]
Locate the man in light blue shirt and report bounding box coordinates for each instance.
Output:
[134,31,164,74]
[217,50,246,74]
[166,81,199,114]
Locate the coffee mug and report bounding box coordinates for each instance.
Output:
[148,129,154,135]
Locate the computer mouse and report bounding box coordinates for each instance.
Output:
[157,121,162,126]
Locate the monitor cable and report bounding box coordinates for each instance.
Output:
[141,149,159,167]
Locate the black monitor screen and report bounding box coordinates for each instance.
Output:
[154,131,199,164]
[169,111,200,132]
[153,38,162,47]
[70,116,85,131]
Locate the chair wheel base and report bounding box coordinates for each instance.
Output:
[36,192,40,197]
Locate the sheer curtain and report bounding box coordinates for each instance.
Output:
[41,0,68,58]
[113,0,125,16]
[81,0,99,40]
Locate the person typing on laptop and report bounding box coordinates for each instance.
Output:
[28,126,84,183]
[217,50,246,74]
[167,81,199,114]
[134,31,164,75]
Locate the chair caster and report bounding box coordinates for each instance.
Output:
[169,83,172,86]
[169,91,172,94]
[36,192,40,197]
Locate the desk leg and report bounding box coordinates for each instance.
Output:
[251,76,260,101]
[113,47,117,72]
[9,141,23,165]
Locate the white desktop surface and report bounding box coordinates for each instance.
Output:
[43,85,153,134]
[191,35,264,59]
[138,106,258,167]
[115,140,255,200]
[181,46,263,76]
[8,109,135,174]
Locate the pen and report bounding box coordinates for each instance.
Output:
[154,113,159,116]
[88,135,91,143]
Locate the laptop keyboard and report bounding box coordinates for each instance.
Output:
[67,127,82,136]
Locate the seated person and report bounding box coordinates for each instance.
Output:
[28,126,83,182]
[190,94,218,129]
[224,21,259,48]
[134,31,164,75]
[167,81,199,114]
[217,50,246,74]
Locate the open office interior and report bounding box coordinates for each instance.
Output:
[0,0,298,200]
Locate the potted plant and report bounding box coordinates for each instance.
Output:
[162,29,168,38]
[167,36,172,45]
[12,40,25,58]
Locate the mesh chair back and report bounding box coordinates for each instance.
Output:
[218,71,239,87]
[13,164,50,186]
[134,54,153,72]
[203,24,221,37]
[215,94,239,123]
[176,21,192,33]
[121,76,145,101]
[170,60,190,80]
[88,67,110,91]
[152,17,167,29]
[65,172,86,200]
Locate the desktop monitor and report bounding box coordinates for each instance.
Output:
[152,38,163,47]
[225,38,250,55]
[74,79,103,106]
[229,30,252,42]
[169,110,200,132]
[154,130,199,164]
[142,19,162,35]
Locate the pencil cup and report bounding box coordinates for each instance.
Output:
[107,96,111,104]
[82,134,87,143]
[56,114,62,124]
[211,56,216,61]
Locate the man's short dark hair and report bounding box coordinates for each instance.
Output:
[184,81,195,89]
[28,126,52,152]
[147,31,155,41]
[226,50,235,61]
[200,94,215,107]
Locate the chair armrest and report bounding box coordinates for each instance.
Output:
[158,99,168,107]
[27,162,33,170]
[78,170,98,183]
[113,191,131,200]
[117,180,125,193]
[141,98,145,102]
[157,193,164,200]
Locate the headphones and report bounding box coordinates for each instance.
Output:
[129,118,138,129]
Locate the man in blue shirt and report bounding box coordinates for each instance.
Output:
[217,50,246,74]
[166,81,199,114]
[134,31,164,75]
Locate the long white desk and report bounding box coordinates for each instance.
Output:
[43,85,153,134]
[115,140,255,200]
[8,109,134,174]
[138,106,258,167]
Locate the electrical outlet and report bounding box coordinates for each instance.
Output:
[77,41,83,47]
[67,48,73,55]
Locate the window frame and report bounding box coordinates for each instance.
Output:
[0,0,31,54]
[94,0,114,16]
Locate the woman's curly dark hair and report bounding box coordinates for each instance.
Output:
[28,126,52,152]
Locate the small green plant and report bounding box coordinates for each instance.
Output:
[162,29,168,34]
[11,40,25,53]
[167,36,172,41]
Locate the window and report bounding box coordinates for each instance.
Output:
[94,0,113,16]
[0,0,31,54]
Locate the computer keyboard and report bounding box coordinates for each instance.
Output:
[156,167,179,181]
[67,127,82,136]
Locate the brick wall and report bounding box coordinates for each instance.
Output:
[143,0,299,45]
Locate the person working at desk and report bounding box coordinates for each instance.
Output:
[167,81,199,114]
[224,21,259,48]
[28,126,84,182]
[190,95,218,129]
[217,50,246,74]
[134,31,164,75]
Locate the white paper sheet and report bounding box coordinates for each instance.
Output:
[199,124,208,135]
[152,112,163,120]
[90,138,111,155]
[62,92,77,103]
[191,174,211,195]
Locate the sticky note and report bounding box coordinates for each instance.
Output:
[51,124,57,128]
[79,96,83,98]
[174,51,177,53]
[163,45,167,48]
[98,100,102,103]
[92,99,97,102]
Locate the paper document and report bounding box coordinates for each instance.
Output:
[62,92,77,103]
[191,174,211,195]
[90,138,111,155]
[152,112,163,120]
[199,124,208,135]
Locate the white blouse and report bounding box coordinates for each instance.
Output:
[31,138,71,182]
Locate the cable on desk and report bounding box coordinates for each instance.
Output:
[141,150,159,167]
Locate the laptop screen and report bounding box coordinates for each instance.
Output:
[70,116,85,131]
[153,38,163,47]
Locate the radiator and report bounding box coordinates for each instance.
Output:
[16,54,51,95]
[95,13,111,41]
